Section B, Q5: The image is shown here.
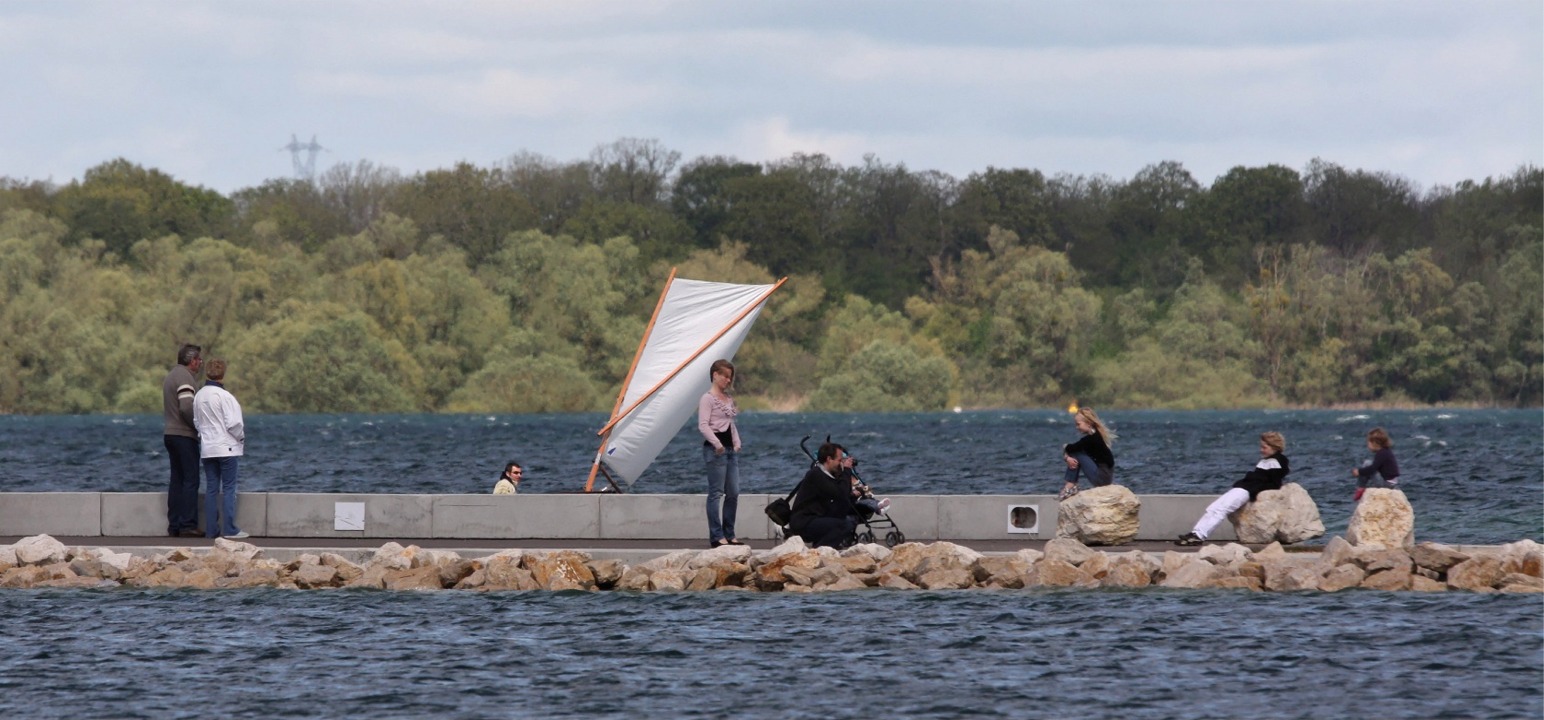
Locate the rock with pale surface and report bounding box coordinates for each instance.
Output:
[383,566,444,590]
[975,556,1034,588]
[1409,542,1469,574]
[1037,559,1097,588]
[1360,568,1413,591]
[1231,483,1325,545]
[1500,539,1543,577]
[1056,485,1141,545]
[1160,560,1218,589]
[1101,561,1152,588]
[293,564,340,589]
[525,550,595,591]
[1197,543,1251,568]
[1320,565,1365,592]
[14,535,68,566]
[368,542,414,570]
[1043,537,1097,567]
[1345,489,1415,549]
[1445,556,1505,592]
[587,559,626,588]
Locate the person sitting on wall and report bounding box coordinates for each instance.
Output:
[1175,431,1290,546]
[789,442,858,548]
[493,461,522,495]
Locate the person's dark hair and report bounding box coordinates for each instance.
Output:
[177,344,202,367]
[817,442,841,463]
[503,461,522,477]
[709,358,735,381]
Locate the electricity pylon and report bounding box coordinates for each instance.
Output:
[280,134,327,180]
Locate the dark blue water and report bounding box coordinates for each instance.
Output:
[0,588,1538,719]
[2,409,1538,544]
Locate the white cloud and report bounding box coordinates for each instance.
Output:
[0,1,1537,192]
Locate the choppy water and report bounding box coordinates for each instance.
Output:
[0,588,1538,719]
[2,409,1539,544]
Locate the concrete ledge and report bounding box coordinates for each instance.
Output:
[0,493,101,536]
[939,495,1055,540]
[598,493,777,541]
[434,494,599,539]
[1138,495,1238,541]
[101,493,269,537]
[881,496,940,542]
[266,494,434,538]
[0,492,1245,542]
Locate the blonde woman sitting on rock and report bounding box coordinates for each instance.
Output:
[1175,431,1289,546]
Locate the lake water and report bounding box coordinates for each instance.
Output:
[0,587,1538,719]
[1,409,1539,544]
[1,409,1541,719]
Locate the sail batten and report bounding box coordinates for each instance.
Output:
[591,276,783,490]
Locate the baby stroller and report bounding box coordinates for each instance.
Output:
[773,436,906,548]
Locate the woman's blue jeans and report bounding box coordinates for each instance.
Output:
[203,456,241,538]
[1063,452,1114,487]
[704,444,739,542]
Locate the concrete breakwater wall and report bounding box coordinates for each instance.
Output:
[0,492,1237,542]
[4,534,1541,594]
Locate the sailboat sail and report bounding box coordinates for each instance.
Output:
[591,275,783,490]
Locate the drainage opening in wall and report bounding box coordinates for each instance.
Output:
[1006,504,1039,534]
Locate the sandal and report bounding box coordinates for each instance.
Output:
[1058,485,1080,501]
[710,539,732,548]
[727,539,746,546]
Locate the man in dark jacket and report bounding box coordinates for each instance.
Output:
[789,442,857,548]
[163,343,203,537]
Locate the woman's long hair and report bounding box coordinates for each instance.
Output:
[1078,407,1117,446]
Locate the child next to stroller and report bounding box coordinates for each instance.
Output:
[841,450,891,517]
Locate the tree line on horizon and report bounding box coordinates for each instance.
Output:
[0,138,1539,415]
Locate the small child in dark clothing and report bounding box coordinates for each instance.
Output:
[1352,427,1400,501]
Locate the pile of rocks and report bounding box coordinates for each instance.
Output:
[1,534,1539,593]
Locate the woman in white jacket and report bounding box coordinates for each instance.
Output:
[193,358,247,539]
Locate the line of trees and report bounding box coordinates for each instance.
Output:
[1,139,1538,414]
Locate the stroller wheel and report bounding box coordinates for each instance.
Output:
[884,530,904,547]
[856,531,875,545]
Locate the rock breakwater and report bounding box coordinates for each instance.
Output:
[2,534,1540,593]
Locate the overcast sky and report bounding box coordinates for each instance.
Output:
[2,1,1539,194]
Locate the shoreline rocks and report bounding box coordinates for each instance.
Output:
[1,534,1538,594]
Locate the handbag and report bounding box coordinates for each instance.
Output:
[765,479,803,527]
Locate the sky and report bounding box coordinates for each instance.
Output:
[1,1,1540,195]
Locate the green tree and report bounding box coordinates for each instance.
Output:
[671,156,763,248]
[386,162,537,264]
[807,294,956,411]
[479,230,648,384]
[53,159,233,258]
[233,303,422,413]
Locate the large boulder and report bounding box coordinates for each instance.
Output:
[1414,540,1469,574]
[13,535,68,566]
[1231,483,1325,545]
[1345,489,1415,549]
[1056,485,1141,545]
[1500,539,1543,578]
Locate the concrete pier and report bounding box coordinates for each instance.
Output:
[0,491,1238,544]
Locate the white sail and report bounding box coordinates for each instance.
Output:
[595,277,781,489]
